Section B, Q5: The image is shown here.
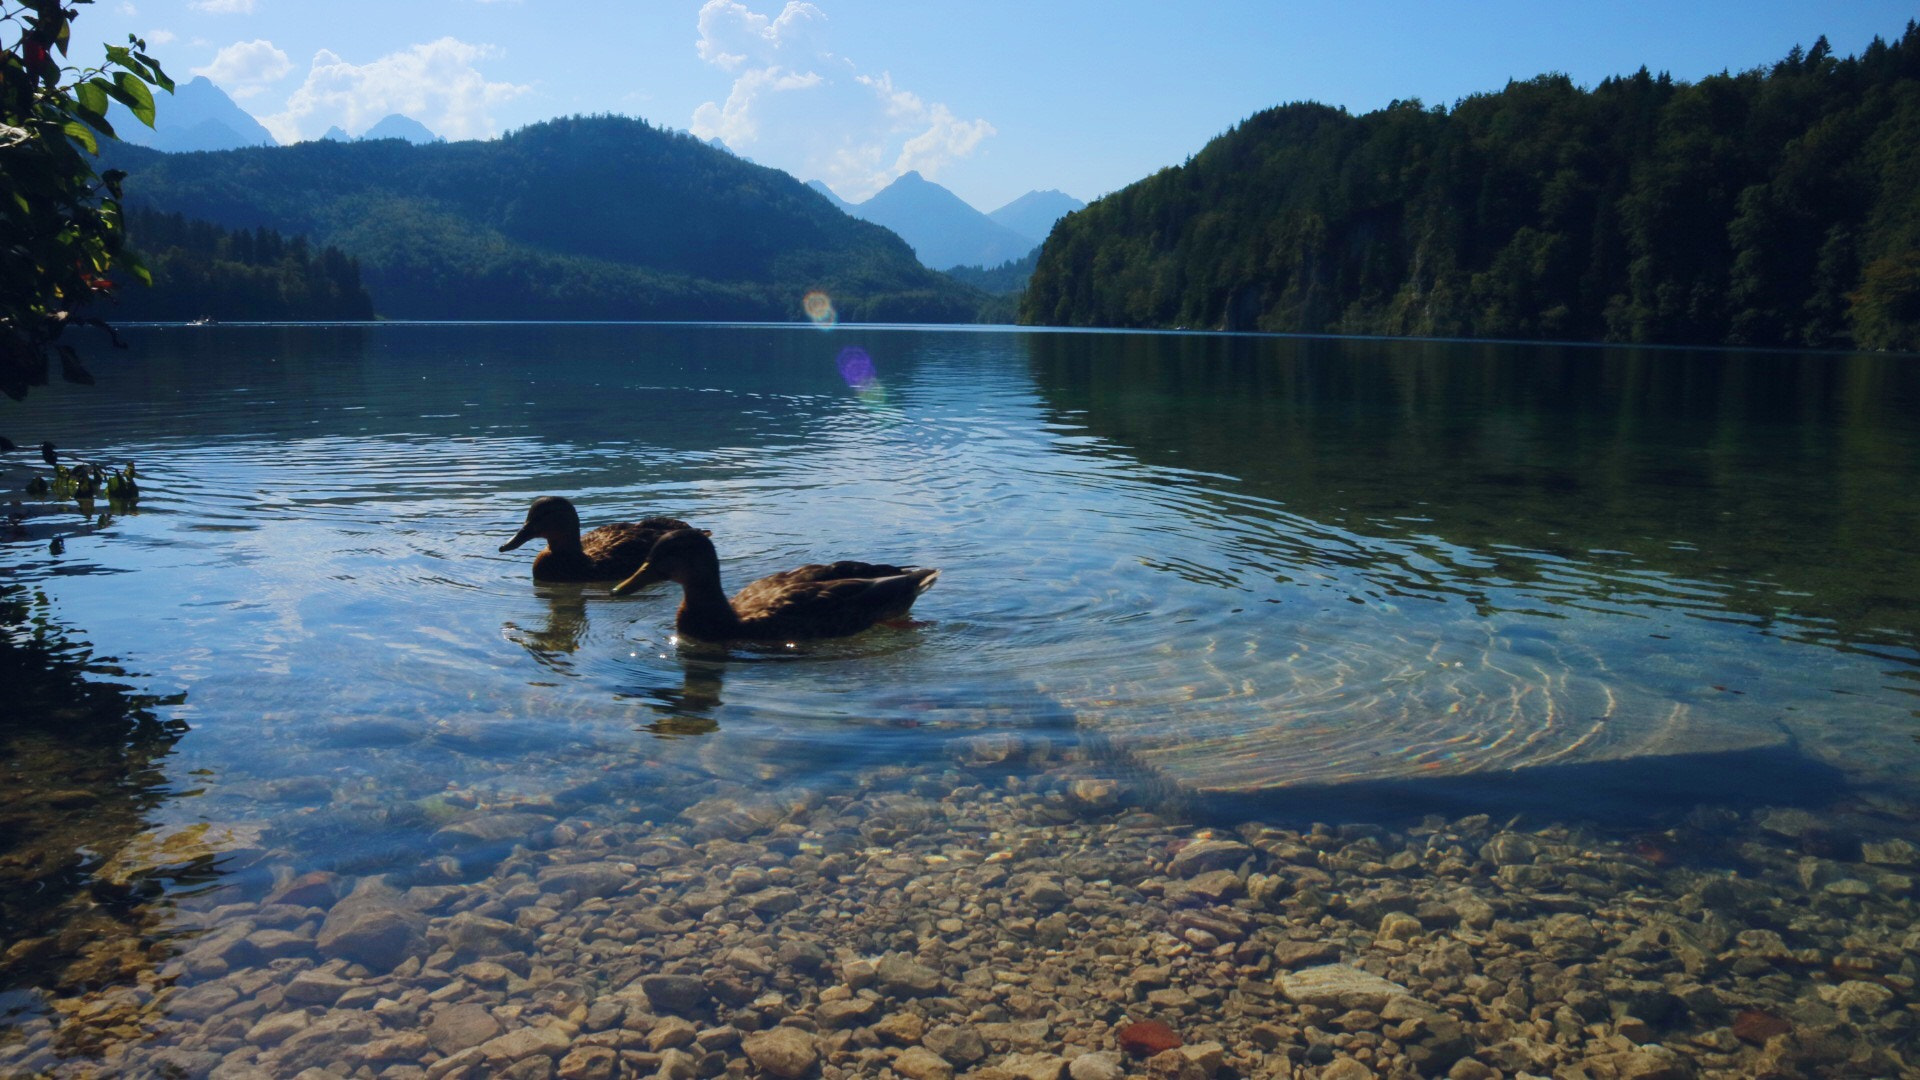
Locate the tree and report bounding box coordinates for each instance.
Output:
[1,0,171,434]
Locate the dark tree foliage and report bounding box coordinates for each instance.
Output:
[1024,24,1920,351]
[109,208,373,321]
[103,114,992,324]
[945,247,1040,295]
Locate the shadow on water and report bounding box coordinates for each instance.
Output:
[0,580,198,1050]
[1184,743,1852,834]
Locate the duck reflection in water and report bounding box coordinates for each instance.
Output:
[627,658,727,737]
[501,587,592,675]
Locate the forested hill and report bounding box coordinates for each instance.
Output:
[1023,25,1920,351]
[105,115,985,323]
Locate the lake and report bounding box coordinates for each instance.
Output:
[3,324,1918,1077]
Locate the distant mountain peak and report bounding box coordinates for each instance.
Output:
[842,172,1040,271]
[988,189,1085,240]
[360,114,441,144]
[109,74,277,152]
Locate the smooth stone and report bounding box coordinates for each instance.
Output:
[479,1025,572,1065]
[923,1024,989,1066]
[284,969,355,1006]
[537,863,631,899]
[1276,965,1410,1010]
[1069,1051,1126,1080]
[431,813,558,849]
[428,1002,504,1055]
[316,883,427,971]
[894,1046,955,1080]
[875,954,942,997]
[743,1027,817,1078]
[635,974,709,1014]
[1000,1051,1069,1080]
[1167,840,1252,877]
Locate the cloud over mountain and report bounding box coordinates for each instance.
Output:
[259,37,530,144]
[690,0,994,200]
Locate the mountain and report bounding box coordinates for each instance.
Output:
[109,75,277,152]
[1024,26,1920,351]
[987,189,1084,242]
[318,126,351,143]
[360,114,441,144]
[104,114,986,323]
[806,179,857,214]
[815,172,1041,272]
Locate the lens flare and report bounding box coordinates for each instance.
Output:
[803,290,837,328]
[836,346,877,389]
[836,346,887,406]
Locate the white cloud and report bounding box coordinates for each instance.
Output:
[192,39,291,99]
[259,38,530,144]
[118,3,138,15]
[689,0,994,200]
[190,0,257,13]
[146,29,178,46]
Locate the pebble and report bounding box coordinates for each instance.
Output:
[6,760,1918,1080]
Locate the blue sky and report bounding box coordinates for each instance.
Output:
[73,0,1920,211]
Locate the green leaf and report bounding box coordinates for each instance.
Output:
[135,53,176,93]
[61,120,98,154]
[77,79,109,116]
[111,73,156,128]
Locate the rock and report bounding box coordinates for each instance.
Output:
[167,981,241,1020]
[1141,1049,1206,1080]
[316,883,427,971]
[636,974,709,1014]
[1732,1008,1792,1045]
[1178,1042,1225,1078]
[875,954,942,997]
[894,1046,955,1080]
[432,812,558,849]
[742,1027,817,1078]
[1163,869,1243,903]
[1377,912,1422,942]
[1318,1059,1375,1080]
[284,969,355,1006]
[1167,839,1252,877]
[647,1016,698,1051]
[557,1045,617,1080]
[479,1025,571,1066]
[874,1011,926,1045]
[743,887,802,916]
[816,998,881,1029]
[1068,1051,1125,1080]
[268,870,342,908]
[1117,1020,1183,1057]
[1000,1052,1069,1080]
[1024,878,1070,910]
[1861,837,1920,867]
[1818,980,1895,1014]
[437,911,531,958]
[536,863,631,899]
[245,1009,312,1047]
[1276,965,1409,1010]
[429,1002,504,1056]
[923,1024,988,1066]
[1270,940,1341,968]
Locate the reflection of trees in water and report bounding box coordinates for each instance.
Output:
[0,583,190,1045]
[631,659,726,738]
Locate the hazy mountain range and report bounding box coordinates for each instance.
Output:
[106,114,986,323]
[107,76,277,153]
[810,174,1083,272]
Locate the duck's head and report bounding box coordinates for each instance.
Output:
[499,496,580,552]
[611,529,717,595]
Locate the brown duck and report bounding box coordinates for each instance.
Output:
[500,496,699,583]
[611,529,939,641]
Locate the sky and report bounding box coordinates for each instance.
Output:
[62,0,1920,212]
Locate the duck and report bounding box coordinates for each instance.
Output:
[612,529,939,641]
[500,496,700,583]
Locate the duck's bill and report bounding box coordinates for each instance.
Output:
[499,524,539,552]
[611,561,659,595]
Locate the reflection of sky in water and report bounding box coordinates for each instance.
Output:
[5,324,1920,876]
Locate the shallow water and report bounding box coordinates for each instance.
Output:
[3,324,1920,1070]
